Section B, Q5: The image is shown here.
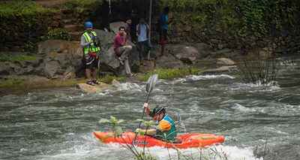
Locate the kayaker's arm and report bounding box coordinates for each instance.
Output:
[136,128,156,136]
[143,103,151,116]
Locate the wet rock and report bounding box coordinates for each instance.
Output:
[44,61,60,78]
[62,66,76,80]
[202,66,237,74]
[192,43,212,58]
[77,82,111,94]
[139,60,155,73]
[111,79,121,87]
[217,58,236,66]
[165,44,201,64]
[0,62,10,75]
[156,54,184,69]
[37,40,82,56]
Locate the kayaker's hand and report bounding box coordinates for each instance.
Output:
[135,128,145,135]
[143,103,149,109]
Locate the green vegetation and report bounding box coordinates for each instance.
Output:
[0,78,25,89]
[0,78,80,90]
[161,0,300,42]
[99,75,125,84]
[0,0,56,17]
[41,28,71,41]
[0,54,37,62]
[63,0,102,10]
[138,68,201,81]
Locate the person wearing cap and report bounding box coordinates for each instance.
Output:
[80,21,101,86]
[136,103,177,142]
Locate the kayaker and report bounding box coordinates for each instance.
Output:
[80,21,101,86]
[136,103,177,142]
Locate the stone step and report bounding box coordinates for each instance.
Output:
[62,19,74,25]
[69,31,83,41]
[64,24,82,32]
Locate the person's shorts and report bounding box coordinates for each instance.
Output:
[83,54,98,69]
[159,29,168,45]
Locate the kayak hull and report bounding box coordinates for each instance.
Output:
[93,131,225,149]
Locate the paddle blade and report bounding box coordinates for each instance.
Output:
[146,74,158,93]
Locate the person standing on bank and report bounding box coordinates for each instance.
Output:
[125,19,132,41]
[80,21,101,86]
[159,7,171,57]
[136,18,150,62]
[114,26,133,77]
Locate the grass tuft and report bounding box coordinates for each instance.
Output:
[137,68,202,81]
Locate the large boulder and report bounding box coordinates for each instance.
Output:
[156,54,184,69]
[100,46,120,71]
[100,41,140,75]
[38,40,82,56]
[37,32,140,78]
[44,60,61,78]
[165,44,201,64]
[38,40,83,79]
[109,21,127,34]
[192,43,212,58]
[94,29,115,49]
[202,66,237,74]
[0,62,11,75]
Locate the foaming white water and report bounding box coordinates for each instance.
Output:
[232,103,256,113]
[187,74,235,81]
[37,132,260,160]
[116,82,143,92]
[173,74,235,83]
[113,145,262,160]
[231,81,280,92]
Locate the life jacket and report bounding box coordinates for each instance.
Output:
[156,114,177,141]
[83,31,101,56]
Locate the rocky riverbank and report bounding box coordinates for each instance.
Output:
[0,28,241,95]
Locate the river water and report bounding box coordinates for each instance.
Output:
[1,58,300,160]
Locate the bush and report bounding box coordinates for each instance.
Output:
[160,0,300,39]
[41,28,71,41]
[0,0,56,17]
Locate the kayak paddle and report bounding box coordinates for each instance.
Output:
[134,74,158,142]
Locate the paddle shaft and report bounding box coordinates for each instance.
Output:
[138,91,151,128]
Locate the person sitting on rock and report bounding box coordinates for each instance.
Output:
[80,21,101,86]
[114,26,133,77]
[136,103,177,142]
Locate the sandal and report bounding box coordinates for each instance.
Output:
[86,80,95,86]
[92,80,100,85]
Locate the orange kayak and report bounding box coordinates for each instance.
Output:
[93,131,225,149]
